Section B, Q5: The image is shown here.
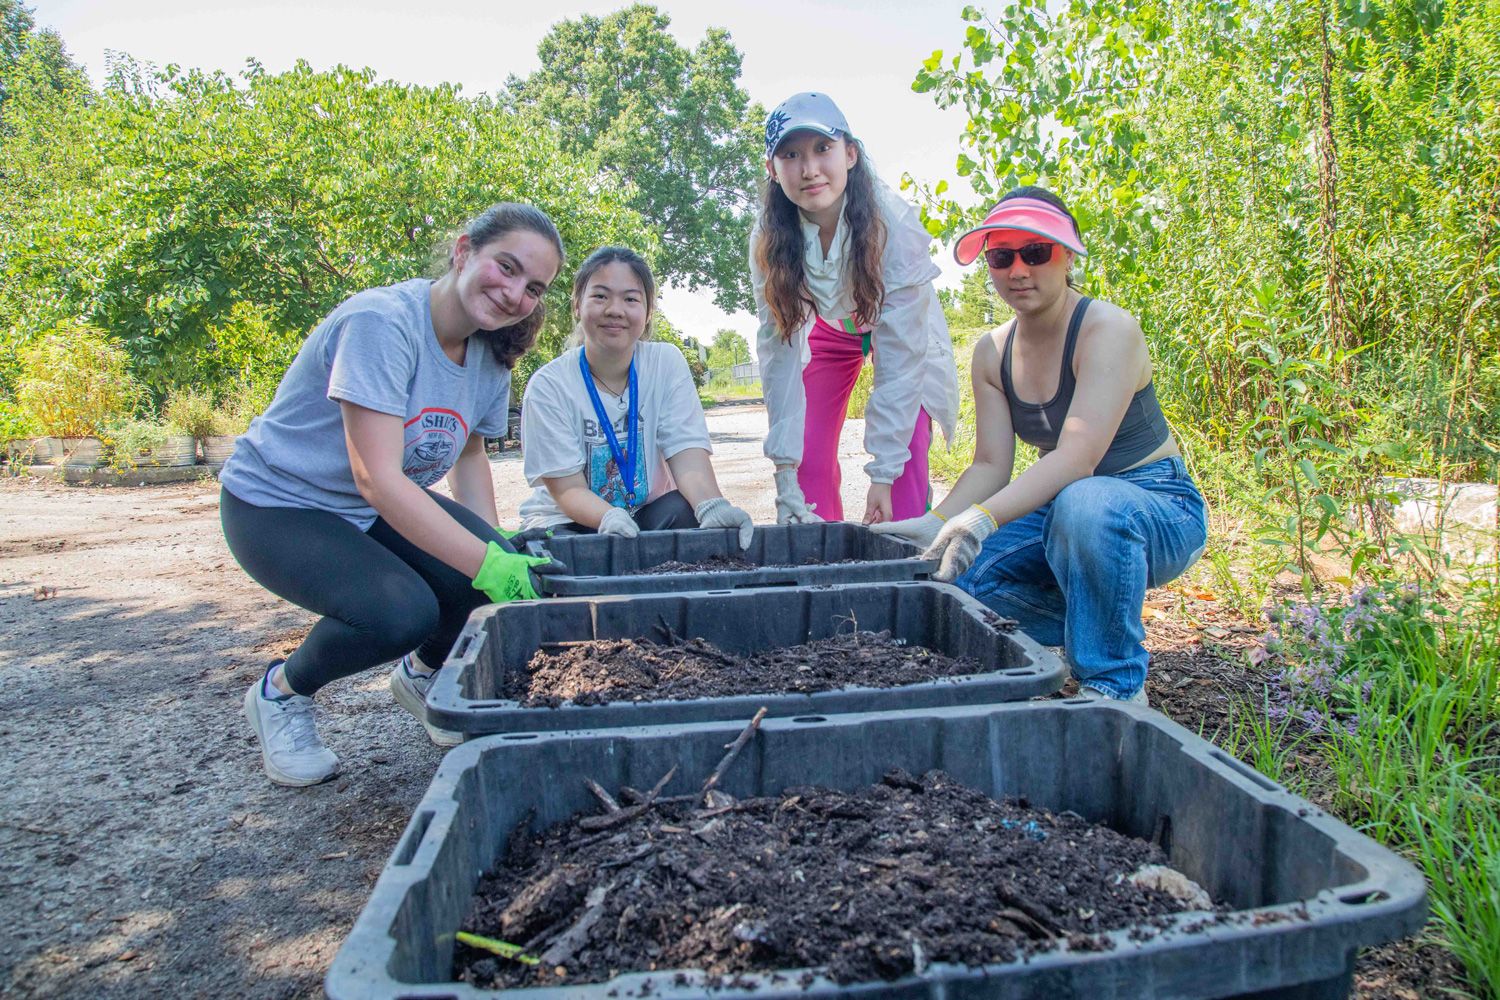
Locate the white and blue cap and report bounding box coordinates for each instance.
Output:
[764,92,851,159]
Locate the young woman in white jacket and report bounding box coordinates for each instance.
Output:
[751,91,960,525]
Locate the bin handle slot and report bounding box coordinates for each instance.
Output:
[792,716,828,724]
[392,810,435,866]
[1210,750,1280,792]
[1338,889,1390,905]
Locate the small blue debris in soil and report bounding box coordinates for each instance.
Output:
[1000,819,1047,841]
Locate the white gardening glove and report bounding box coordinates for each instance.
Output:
[923,506,997,582]
[773,468,822,525]
[598,506,640,538]
[868,511,947,550]
[694,497,755,551]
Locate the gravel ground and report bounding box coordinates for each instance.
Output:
[0,402,877,1000]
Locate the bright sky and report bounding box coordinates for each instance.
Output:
[33,0,982,349]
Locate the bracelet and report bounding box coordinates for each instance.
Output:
[970,505,999,530]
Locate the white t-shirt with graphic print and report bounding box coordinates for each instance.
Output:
[518,342,712,529]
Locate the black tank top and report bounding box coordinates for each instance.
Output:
[999,297,1171,476]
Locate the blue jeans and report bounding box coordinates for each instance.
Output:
[955,457,1208,699]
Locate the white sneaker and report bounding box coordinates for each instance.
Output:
[389,654,463,747]
[1078,684,1149,707]
[243,666,340,787]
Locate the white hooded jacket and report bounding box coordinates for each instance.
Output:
[750,178,961,483]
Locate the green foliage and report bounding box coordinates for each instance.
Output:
[940,268,1009,331]
[0,395,37,439]
[651,313,709,387]
[1259,579,1500,997]
[505,4,764,311]
[163,385,231,439]
[1,55,654,393]
[706,328,750,370]
[912,0,1500,488]
[104,416,178,457]
[16,326,139,437]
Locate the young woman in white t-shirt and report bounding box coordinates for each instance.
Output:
[752,92,960,526]
[519,246,754,546]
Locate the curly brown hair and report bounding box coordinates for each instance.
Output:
[754,136,886,343]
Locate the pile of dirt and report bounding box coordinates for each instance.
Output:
[455,767,1214,988]
[507,627,982,707]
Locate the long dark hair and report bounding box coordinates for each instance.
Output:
[436,202,564,369]
[999,186,1082,289]
[754,134,886,342]
[567,246,657,349]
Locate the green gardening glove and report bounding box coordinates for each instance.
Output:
[471,541,556,603]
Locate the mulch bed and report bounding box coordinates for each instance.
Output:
[455,767,1215,989]
[506,628,982,708]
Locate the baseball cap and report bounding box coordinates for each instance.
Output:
[764,92,851,159]
[953,197,1088,265]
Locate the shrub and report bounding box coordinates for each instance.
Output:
[0,398,40,441]
[16,326,139,437]
[163,386,232,439]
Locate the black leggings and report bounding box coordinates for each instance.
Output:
[220,487,513,696]
[550,490,698,535]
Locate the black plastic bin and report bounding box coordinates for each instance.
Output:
[524,522,934,596]
[326,700,1427,1000]
[425,581,1064,737]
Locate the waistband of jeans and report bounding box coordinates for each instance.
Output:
[1116,456,1189,480]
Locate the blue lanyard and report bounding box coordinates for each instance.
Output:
[578,350,640,505]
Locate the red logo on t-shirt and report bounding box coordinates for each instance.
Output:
[402,408,468,487]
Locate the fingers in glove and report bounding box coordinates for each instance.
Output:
[528,555,569,575]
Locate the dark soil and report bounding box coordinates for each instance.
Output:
[508,629,982,708]
[623,555,878,576]
[455,768,1213,988]
[626,553,760,575]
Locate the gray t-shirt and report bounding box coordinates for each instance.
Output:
[220,278,511,529]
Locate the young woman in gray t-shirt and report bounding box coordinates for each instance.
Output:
[219,203,564,787]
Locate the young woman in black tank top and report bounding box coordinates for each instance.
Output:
[873,187,1207,703]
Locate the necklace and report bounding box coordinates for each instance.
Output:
[590,372,626,397]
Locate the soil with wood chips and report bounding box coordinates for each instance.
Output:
[454,768,1211,988]
[507,630,982,707]
[623,555,877,576]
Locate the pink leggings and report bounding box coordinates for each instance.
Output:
[797,316,932,522]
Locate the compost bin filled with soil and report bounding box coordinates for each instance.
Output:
[507,627,985,707]
[453,767,1218,988]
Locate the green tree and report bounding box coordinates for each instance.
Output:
[1,56,656,392]
[706,328,750,369]
[505,4,764,312]
[940,267,1008,331]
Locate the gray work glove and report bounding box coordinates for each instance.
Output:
[868,511,947,550]
[923,506,997,582]
[598,506,640,538]
[773,467,821,525]
[693,497,755,550]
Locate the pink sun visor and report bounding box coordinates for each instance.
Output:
[953,198,1088,265]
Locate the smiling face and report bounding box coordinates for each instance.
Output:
[575,261,650,354]
[985,233,1076,315]
[767,130,859,218]
[453,229,560,331]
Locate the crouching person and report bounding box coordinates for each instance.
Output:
[220,203,564,786]
[518,246,753,547]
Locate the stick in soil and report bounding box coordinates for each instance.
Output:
[577,766,678,831]
[697,707,768,808]
[538,882,613,969]
[583,778,620,814]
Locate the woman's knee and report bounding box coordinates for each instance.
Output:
[634,490,697,531]
[1049,477,1141,544]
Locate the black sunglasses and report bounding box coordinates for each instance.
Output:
[984,242,1056,269]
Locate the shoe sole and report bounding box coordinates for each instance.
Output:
[388,669,464,748]
[243,683,341,787]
